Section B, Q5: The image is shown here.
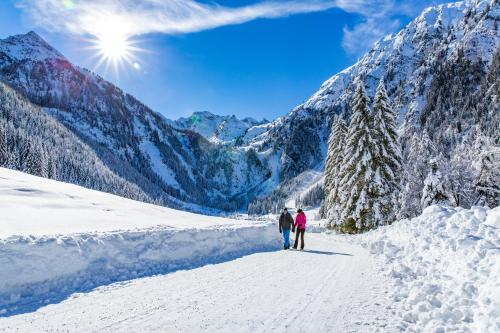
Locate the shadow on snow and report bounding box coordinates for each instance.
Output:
[0,246,279,318]
[297,249,353,256]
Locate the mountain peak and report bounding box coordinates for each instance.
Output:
[300,0,498,112]
[170,111,268,143]
[25,30,41,39]
[0,30,66,62]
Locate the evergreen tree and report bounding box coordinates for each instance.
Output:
[22,139,36,173]
[0,123,6,165]
[421,159,449,209]
[475,146,500,208]
[6,147,20,169]
[398,131,437,219]
[371,80,403,224]
[443,140,477,208]
[324,116,346,225]
[24,140,47,177]
[337,82,377,233]
[296,183,324,209]
[47,154,57,179]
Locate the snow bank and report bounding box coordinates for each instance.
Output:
[0,223,279,315]
[358,205,500,332]
[0,168,281,315]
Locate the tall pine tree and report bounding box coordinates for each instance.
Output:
[421,159,449,209]
[475,145,500,208]
[0,123,7,165]
[371,80,402,224]
[337,82,377,233]
[324,116,346,225]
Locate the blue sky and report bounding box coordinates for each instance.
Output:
[0,0,448,120]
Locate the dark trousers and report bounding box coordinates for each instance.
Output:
[293,228,305,250]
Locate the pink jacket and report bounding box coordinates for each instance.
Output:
[294,212,307,230]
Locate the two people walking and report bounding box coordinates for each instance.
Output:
[278,208,307,250]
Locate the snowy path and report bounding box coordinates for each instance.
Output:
[0,234,395,333]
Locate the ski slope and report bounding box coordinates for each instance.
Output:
[0,234,396,333]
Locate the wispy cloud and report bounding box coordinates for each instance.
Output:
[19,0,447,57]
[337,0,447,56]
[20,0,338,37]
[342,18,400,55]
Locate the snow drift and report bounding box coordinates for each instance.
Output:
[0,168,280,315]
[357,205,500,332]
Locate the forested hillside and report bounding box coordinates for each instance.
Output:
[0,82,152,203]
[247,0,499,217]
[0,1,498,216]
[0,32,270,212]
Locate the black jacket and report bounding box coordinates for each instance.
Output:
[279,212,294,232]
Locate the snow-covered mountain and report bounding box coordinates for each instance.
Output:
[0,0,498,215]
[0,32,270,212]
[0,31,65,62]
[0,81,153,204]
[246,0,499,214]
[168,111,268,143]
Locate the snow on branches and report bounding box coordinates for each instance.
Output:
[325,80,402,233]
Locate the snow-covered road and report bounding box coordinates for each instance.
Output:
[0,234,395,333]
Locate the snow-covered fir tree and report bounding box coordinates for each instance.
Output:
[0,123,6,165]
[371,80,403,224]
[475,143,500,208]
[421,159,449,209]
[323,116,346,224]
[398,131,437,219]
[295,183,324,210]
[442,138,479,208]
[332,80,405,232]
[336,82,377,233]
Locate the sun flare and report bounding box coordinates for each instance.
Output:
[87,18,143,75]
[97,32,130,61]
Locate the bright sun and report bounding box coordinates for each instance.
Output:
[97,32,131,61]
[88,19,143,74]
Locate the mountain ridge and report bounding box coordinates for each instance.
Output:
[0,0,498,215]
[245,0,499,214]
[0,31,271,212]
[167,111,269,144]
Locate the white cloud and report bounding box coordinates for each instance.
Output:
[19,0,446,57]
[338,0,446,56]
[335,0,399,56]
[334,0,395,17]
[20,0,339,38]
[342,17,400,55]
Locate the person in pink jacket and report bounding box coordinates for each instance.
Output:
[293,208,306,250]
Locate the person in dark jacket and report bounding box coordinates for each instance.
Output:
[293,209,307,250]
[279,208,294,249]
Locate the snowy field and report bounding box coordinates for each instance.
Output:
[0,168,280,315]
[0,168,498,332]
[0,167,263,237]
